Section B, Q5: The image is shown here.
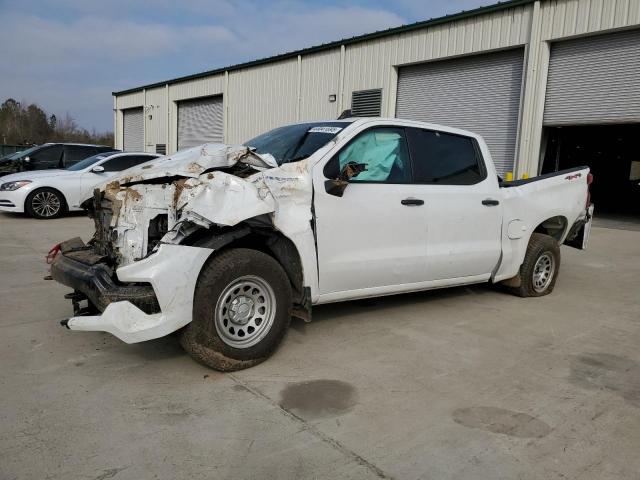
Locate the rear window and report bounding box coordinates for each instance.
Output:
[406,128,485,184]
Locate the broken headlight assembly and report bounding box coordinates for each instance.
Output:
[0,180,31,191]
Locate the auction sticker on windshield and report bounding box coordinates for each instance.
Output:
[308,126,342,134]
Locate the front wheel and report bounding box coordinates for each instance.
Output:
[25,188,66,219]
[180,248,292,371]
[507,233,561,297]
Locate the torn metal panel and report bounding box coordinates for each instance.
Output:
[110,143,277,185]
[103,143,314,270]
[176,172,275,227]
[65,244,212,343]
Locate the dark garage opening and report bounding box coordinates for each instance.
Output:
[541,125,640,217]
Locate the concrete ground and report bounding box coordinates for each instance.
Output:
[1,211,639,480]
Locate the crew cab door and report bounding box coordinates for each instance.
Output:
[404,127,502,280]
[313,126,430,296]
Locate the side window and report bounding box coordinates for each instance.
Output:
[29,145,63,169]
[64,145,95,166]
[406,128,485,185]
[325,127,411,183]
[101,155,153,172]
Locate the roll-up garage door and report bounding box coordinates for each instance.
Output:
[544,29,640,126]
[123,108,144,152]
[177,96,223,150]
[396,48,524,176]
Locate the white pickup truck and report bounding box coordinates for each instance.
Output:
[50,118,593,371]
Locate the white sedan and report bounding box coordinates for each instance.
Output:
[0,152,159,219]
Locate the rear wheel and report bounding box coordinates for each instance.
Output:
[507,233,561,297]
[25,188,66,219]
[180,248,292,371]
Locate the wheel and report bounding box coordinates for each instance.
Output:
[508,233,561,297]
[25,188,66,219]
[180,248,292,371]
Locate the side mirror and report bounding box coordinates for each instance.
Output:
[91,165,105,173]
[324,161,367,197]
[23,156,31,163]
[324,178,349,197]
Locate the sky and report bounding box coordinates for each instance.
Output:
[0,0,491,132]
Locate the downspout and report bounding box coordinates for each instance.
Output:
[142,88,147,152]
[165,83,169,154]
[338,44,346,115]
[296,55,302,121]
[112,95,117,149]
[224,70,229,143]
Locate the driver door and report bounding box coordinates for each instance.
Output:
[313,126,429,297]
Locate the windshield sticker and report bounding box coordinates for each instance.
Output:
[308,126,343,134]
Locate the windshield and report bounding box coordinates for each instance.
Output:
[245,122,350,165]
[67,152,118,171]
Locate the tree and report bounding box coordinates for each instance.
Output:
[0,98,113,147]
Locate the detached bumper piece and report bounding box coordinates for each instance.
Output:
[50,240,213,344]
[51,253,160,315]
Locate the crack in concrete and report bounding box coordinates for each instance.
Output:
[228,373,393,480]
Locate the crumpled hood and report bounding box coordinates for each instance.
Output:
[98,142,313,267]
[108,143,278,186]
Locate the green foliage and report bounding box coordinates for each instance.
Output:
[0,98,113,147]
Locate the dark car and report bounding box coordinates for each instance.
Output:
[0,143,117,175]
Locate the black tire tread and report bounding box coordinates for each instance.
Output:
[509,233,561,298]
[180,248,292,372]
[25,187,67,219]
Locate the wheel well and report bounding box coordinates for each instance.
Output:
[192,226,305,306]
[533,216,567,242]
[25,186,68,210]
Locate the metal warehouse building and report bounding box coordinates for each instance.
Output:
[114,0,640,214]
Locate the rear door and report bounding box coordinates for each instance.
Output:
[405,127,502,280]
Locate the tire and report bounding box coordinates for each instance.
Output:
[180,248,292,371]
[25,188,66,219]
[508,233,561,298]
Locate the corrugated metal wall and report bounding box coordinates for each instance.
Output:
[114,0,640,175]
[227,59,299,143]
[144,87,165,151]
[541,0,640,40]
[299,49,342,121]
[516,0,640,175]
[397,48,525,175]
[343,5,532,114]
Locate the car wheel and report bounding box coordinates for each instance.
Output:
[180,248,292,371]
[508,233,561,297]
[25,188,66,219]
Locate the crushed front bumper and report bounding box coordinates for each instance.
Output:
[52,242,213,343]
[51,254,160,314]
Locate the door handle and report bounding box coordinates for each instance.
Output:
[482,199,500,206]
[401,198,424,206]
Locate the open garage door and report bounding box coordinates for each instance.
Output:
[123,107,144,152]
[542,29,640,219]
[396,48,524,176]
[544,29,640,126]
[177,96,223,151]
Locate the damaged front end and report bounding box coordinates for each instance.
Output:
[50,143,314,343]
